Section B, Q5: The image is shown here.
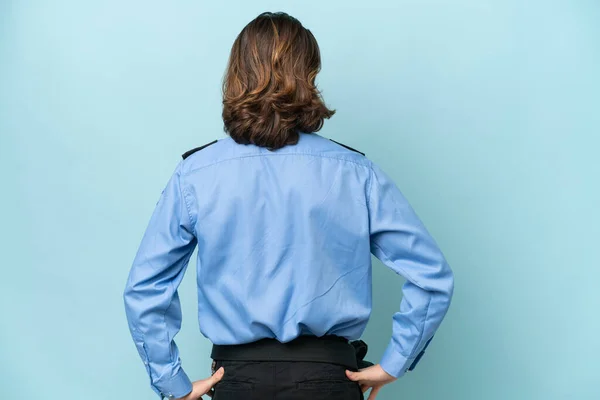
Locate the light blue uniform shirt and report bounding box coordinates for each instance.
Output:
[123,132,454,399]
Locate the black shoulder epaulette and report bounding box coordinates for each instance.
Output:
[329,139,365,156]
[182,140,218,160]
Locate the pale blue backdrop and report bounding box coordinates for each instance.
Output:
[1,1,599,399]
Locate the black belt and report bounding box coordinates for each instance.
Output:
[211,335,374,371]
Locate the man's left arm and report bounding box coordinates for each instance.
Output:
[123,161,197,399]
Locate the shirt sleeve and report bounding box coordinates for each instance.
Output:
[123,161,197,399]
[367,161,454,378]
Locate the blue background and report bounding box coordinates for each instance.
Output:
[1,1,599,399]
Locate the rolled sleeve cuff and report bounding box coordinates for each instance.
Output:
[379,341,417,379]
[152,367,193,399]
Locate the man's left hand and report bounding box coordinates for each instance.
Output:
[174,367,225,400]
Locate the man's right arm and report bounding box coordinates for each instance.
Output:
[367,161,454,378]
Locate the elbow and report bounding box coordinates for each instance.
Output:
[123,284,132,313]
[123,277,131,299]
[427,259,454,305]
[442,261,454,305]
[123,274,136,306]
[122,285,130,304]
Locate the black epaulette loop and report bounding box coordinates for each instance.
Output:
[329,139,365,156]
[182,140,218,159]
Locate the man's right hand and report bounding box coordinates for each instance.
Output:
[345,364,397,400]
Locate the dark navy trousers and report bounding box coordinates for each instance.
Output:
[211,360,364,400]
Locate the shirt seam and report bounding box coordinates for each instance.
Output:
[366,161,375,211]
[163,279,176,365]
[182,152,371,177]
[385,286,433,361]
[160,251,194,371]
[274,264,366,337]
[160,165,195,368]
[371,240,433,359]
[178,170,197,236]
[408,295,432,358]
[140,342,157,389]
[370,241,422,287]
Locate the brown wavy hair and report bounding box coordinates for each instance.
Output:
[222,12,335,150]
